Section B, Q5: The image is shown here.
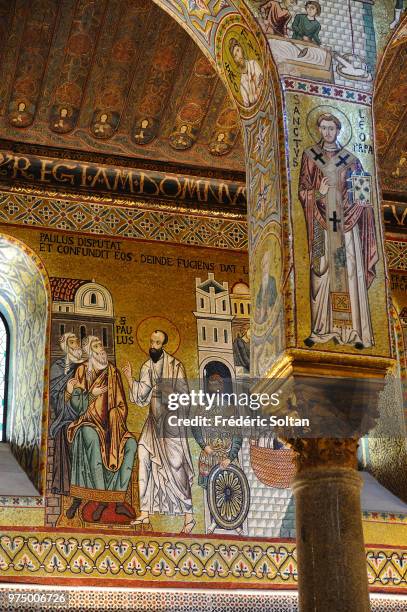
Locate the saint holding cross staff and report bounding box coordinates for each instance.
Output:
[298,111,378,349]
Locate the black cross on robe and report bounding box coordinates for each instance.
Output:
[329,211,341,232]
[336,153,350,167]
[311,148,326,164]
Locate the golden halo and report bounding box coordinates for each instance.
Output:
[136,316,181,355]
[222,24,264,110]
[306,105,353,150]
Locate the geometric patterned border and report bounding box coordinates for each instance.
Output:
[386,238,407,271]
[282,77,372,106]
[0,191,248,251]
[0,531,405,593]
[363,512,407,525]
[0,497,45,508]
[0,189,402,260]
[366,548,407,592]
[0,587,405,612]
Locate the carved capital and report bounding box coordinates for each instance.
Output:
[287,437,359,472]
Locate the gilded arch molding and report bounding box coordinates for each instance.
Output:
[152,0,293,376]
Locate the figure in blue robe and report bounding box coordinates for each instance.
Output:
[49,334,83,496]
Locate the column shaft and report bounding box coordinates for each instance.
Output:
[292,467,370,612]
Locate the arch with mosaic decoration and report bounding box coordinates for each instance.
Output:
[152,0,291,378]
[0,233,50,493]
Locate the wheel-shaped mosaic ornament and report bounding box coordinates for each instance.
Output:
[207,464,250,531]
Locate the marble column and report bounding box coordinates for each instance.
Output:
[291,438,370,612]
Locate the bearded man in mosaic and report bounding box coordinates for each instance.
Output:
[299,112,378,349]
[123,330,195,533]
[66,335,137,522]
[228,37,263,107]
[49,332,84,497]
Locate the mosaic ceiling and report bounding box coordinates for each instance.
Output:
[0,0,404,212]
[375,26,407,200]
[0,0,245,179]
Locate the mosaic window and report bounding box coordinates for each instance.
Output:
[0,314,8,442]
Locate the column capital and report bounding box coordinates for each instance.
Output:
[287,437,359,473]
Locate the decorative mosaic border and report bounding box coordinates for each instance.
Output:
[0,497,45,508]
[0,188,401,259]
[386,238,407,271]
[0,531,405,592]
[363,511,407,524]
[0,587,299,612]
[0,586,405,612]
[0,191,248,251]
[0,532,297,587]
[282,77,373,106]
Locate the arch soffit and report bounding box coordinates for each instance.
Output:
[373,15,407,193]
[152,0,290,268]
[200,354,235,374]
[0,232,52,304]
[0,232,51,493]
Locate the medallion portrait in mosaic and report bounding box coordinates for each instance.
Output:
[222,25,265,109]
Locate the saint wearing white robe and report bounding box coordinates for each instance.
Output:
[240,59,263,107]
[298,113,378,349]
[123,331,194,531]
[229,37,263,107]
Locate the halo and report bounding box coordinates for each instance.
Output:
[222,25,263,109]
[136,316,181,355]
[306,105,353,150]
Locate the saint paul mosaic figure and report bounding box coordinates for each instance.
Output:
[298,111,378,349]
[123,330,195,534]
